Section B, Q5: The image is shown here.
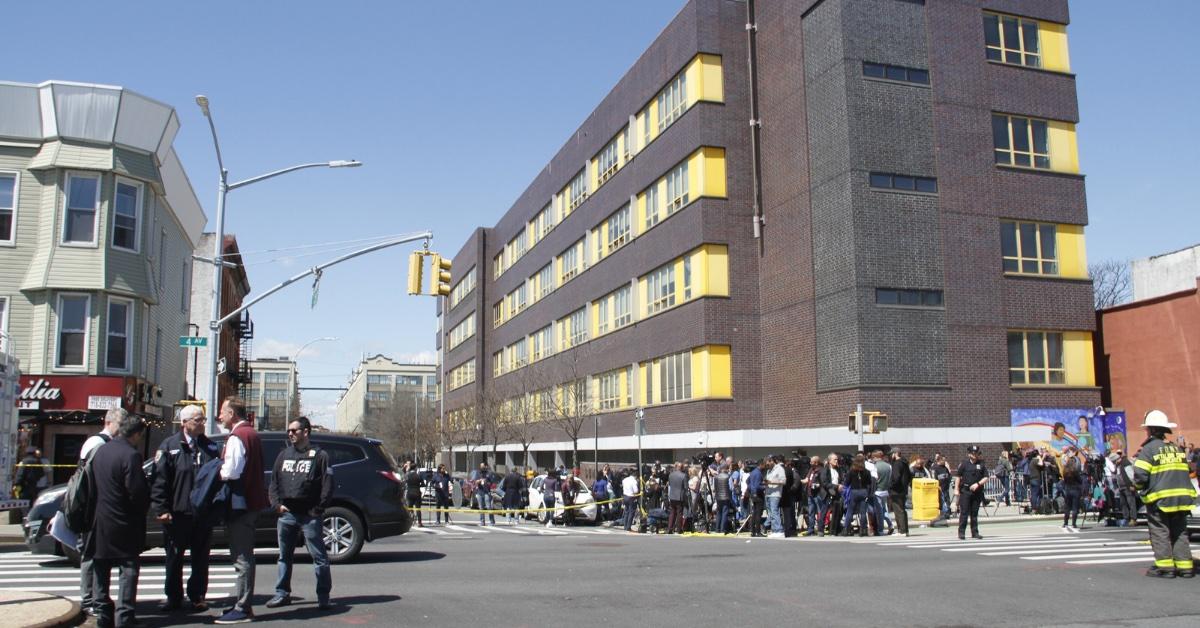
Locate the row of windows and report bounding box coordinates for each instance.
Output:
[493,148,726,330]
[875,288,943,308]
[983,11,1070,73]
[491,245,727,378]
[862,62,929,86]
[448,267,476,309]
[38,293,146,374]
[0,171,147,252]
[447,360,476,391]
[492,54,724,282]
[447,313,476,351]
[868,172,937,194]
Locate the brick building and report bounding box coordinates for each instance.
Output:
[437,0,1098,471]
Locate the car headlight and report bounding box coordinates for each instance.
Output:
[34,487,67,508]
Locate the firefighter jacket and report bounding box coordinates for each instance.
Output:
[1133,436,1197,513]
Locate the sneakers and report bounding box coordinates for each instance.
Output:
[214,609,254,624]
[768,532,784,538]
[265,595,291,609]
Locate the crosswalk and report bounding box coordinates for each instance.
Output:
[407,521,631,538]
[0,547,279,601]
[868,531,1196,567]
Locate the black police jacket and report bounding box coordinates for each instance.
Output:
[269,443,334,516]
[150,431,220,517]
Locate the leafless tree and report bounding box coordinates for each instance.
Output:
[360,391,440,466]
[545,345,596,470]
[1090,259,1132,310]
[507,367,553,471]
[476,386,513,469]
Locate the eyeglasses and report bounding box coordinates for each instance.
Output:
[286,428,305,434]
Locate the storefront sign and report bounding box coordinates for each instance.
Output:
[17,376,129,413]
[87,395,122,411]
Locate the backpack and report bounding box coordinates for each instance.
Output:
[61,457,96,533]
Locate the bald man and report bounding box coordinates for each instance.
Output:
[150,405,221,612]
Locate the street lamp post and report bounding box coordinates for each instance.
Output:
[195,95,360,434]
[284,336,338,425]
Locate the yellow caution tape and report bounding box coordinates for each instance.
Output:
[410,493,637,515]
[14,463,79,468]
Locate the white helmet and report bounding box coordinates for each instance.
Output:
[1141,409,1176,431]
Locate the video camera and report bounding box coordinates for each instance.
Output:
[692,451,716,467]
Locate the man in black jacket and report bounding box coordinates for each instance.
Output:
[266,417,334,610]
[501,468,525,524]
[89,413,151,628]
[151,404,220,612]
[889,450,912,537]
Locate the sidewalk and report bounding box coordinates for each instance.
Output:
[0,522,24,548]
[0,590,81,628]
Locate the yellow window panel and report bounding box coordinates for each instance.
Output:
[1063,331,1095,387]
[1039,21,1071,73]
[1056,224,1088,279]
[1047,121,1079,174]
[701,244,730,297]
[700,147,727,198]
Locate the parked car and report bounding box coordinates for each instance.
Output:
[23,432,411,564]
[524,475,597,523]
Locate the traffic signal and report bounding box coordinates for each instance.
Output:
[868,412,888,434]
[848,413,858,433]
[430,254,452,296]
[407,252,423,295]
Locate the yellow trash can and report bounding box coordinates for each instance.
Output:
[911,478,941,521]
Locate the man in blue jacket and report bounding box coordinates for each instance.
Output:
[746,460,765,537]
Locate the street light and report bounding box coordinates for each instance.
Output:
[195,94,360,434]
[284,336,338,425]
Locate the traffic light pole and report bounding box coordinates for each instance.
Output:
[856,403,864,453]
[212,231,433,330]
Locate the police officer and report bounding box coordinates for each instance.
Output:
[955,445,989,540]
[150,404,220,612]
[1133,410,1197,578]
[266,417,334,609]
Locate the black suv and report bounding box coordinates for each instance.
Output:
[24,432,411,564]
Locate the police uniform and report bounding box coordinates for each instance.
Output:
[956,448,988,539]
[149,430,220,608]
[1133,411,1197,578]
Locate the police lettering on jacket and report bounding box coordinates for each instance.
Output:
[269,445,334,516]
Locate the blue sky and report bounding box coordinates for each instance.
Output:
[5,1,1196,427]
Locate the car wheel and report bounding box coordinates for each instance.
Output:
[322,507,365,564]
[60,541,80,567]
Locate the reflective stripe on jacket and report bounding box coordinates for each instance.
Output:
[1133,437,1197,513]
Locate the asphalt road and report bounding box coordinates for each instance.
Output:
[3,519,1198,627]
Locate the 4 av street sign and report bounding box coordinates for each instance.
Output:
[179,336,208,348]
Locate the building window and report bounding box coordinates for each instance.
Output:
[559,239,582,284]
[992,114,1049,169]
[868,172,938,193]
[984,12,1040,68]
[644,184,661,230]
[366,391,390,402]
[862,62,930,85]
[493,301,505,328]
[659,350,692,403]
[506,284,527,317]
[265,372,289,384]
[0,172,16,244]
[112,178,141,252]
[646,263,676,314]
[180,258,191,312]
[264,389,287,400]
[367,374,391,386]
[567,169,588,211]
[105,298,133,372]
[506,232,527,267]
[876,288,943,307]
[606,204,631,252]
[450,266,477,309]
[598,370,622,410]
[596,134,621,185]
[511,339,528,368]
[536,262,554,299]
[657,72,687,132]
[1008,331,1064,385]
[665,162,689,214]
[448,313,476,350]
[449,360,476,390]
[56,294,90,369]
[1001,221,1057,275]
[63,172,100,245]
[613,284,632,328]
[494,252,504,280]
[569,307,589,347]
[531,324,553,361]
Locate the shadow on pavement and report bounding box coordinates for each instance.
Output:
[353,550,445,564]
[251,595,403,622]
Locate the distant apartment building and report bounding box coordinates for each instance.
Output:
[335,355,437,434]
[244,357,298,431]
[438,0,1097,470]
[1097,244,1200,445]
[1,80,206,480]
[184,232,253,413]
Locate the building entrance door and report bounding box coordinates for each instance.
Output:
[53,434,86,485]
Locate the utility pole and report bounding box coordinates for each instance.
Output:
[856,403,864,453]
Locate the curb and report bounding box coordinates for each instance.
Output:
[19,593,81,628]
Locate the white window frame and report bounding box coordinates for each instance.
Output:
[607,204,631,251]
[105,296,134,373]
[61,171,101,247]
[55,293,91,371]
[111,176,143,253]
[666,162,690,214]
[0,296,9,353]
[646,263,676,314]
[613,284,632,328]
[0,170,18,246]
[181,258,191,312]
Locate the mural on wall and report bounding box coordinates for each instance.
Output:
[1011,408,1127,455]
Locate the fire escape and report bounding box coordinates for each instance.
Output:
[232,311,255,399]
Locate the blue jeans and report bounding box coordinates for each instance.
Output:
[622,496,638,530]
[999,476,1011,505]
[716,499,733,533]
[872,491,892,534]
[1030,481,1043,510]
[766,495,782,533]
[275,511,331,604]
[807,495,828,534]
[476,491,495,524]
[843,489,869,533]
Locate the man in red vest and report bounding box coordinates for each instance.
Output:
[215,397,269,624]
